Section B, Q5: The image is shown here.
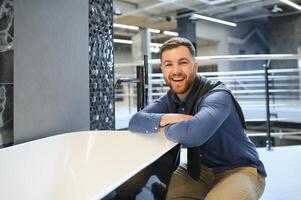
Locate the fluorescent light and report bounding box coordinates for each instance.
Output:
[280,0,301,11]
[113,23,139,30]
[149,28,160,33]
[114,39,163,47]
[163,31,179,36]
[150,42,163,47]
[191,14,237,27]
[113,39,133,44]
[199,0,232,5]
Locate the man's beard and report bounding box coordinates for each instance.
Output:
[164,72,195,95]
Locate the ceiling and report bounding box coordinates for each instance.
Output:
[113,0,301,42]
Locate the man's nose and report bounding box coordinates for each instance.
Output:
[171,64,181,74]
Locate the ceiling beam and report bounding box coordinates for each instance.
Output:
[115,0,180,19]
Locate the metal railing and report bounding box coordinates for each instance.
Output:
[149,68,300,102]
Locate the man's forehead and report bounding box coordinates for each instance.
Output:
[163,57,190,62]
[163,45,190,52]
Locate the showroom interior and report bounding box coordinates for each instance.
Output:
[0,0,301,199]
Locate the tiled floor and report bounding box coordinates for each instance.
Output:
[258,145,301,200]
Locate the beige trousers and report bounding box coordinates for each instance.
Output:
[166,164,265,200]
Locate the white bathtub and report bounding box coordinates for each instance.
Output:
[0,130,177,200]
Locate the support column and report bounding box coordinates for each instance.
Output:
[177,14,197,50]
[131,28,152,104]
[132,29,151,63]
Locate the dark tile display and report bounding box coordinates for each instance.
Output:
[89,0,115,130]
[0,0,13,148]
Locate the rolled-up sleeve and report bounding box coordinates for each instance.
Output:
[129,95,169,133]
[164,91,233,147]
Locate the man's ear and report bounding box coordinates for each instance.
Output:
[194,62,200,72]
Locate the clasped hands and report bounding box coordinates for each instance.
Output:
[158,114,192,135]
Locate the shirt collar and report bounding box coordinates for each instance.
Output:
[172,93,186,107]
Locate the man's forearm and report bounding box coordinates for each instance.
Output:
[160,114,193,127]
[129,111,163,133]
[129,112,193,133]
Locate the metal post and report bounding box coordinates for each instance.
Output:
[298,46,301,103]
[128,84,132,114]
[136,65,145,111]
[264,60,272,150]
[144,55,148,107]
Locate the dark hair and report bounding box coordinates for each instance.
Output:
[159,37,195,60]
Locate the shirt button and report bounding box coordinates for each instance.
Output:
[145,130,149,133]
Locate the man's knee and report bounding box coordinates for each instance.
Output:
[204,168,265,200]
[166,165,209,200]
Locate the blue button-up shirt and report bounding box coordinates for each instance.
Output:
[129,90,266,177]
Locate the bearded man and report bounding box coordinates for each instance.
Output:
[129,37,266,200]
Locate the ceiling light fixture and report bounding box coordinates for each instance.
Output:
[149,28,161,33]
[113,7,122,16]
[163,31,179,36]
[271,4,283,13]
[279,0,301,11]
[113,23,139,30]
[113,39,133,44]
[191,14,237,27]
[151,43,163,47]
[114,39,163,47]
[199,0,232,5]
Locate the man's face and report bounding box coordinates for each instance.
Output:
[161,45,198,99]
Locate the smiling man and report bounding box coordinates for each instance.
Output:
[129,37,266,200]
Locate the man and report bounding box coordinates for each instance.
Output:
[129,37,266,200]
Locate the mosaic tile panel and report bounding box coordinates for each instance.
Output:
[0,0,13,147]
[89,0,115,130]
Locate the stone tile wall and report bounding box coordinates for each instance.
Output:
[0,0,13,147]
[89,0,115,130]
